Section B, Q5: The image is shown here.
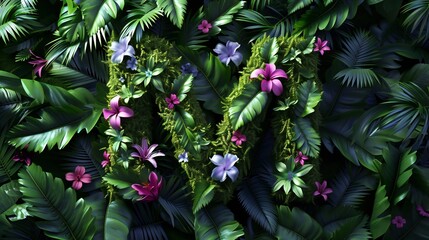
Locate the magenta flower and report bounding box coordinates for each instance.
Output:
[294,151,308,166]
[12,146,31,166]
[210,153,239,182]
[213,41,243,66]
[392,216,406,228]
[103,96,134,130]
[131,171,162,202]
[250,63,288,96]
[101,151,110,168]
[198,20,212,33]
[314,180,333,201]
[110,36,135,63]
[165,94,180,109]
[65,166,92,190]
[28,50,47,78]
[417,205,429,217]
[314,37,330,55]
[231,130,246,146]
[131,138,165,168]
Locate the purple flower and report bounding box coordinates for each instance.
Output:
[180,63,198,77]
[250,63,288,96]
[101,151,110,168]
[110,36,135,63]
[392,216,406,228]
[131,171,162,202]
[65,166,92,190]
[314,180,333,201]
[12,146,32,166]
[178,151,188,163]
[213,41,243,66]
[126,57,138,70]
[103,96,134,130]
[28,50,47,78]
[165,94,180,109]
[314,37,330,55]
[210,153,239,182]
[294,151,308,166]
[417,205,429,217]
[131,138,165,168]
[198,20,212,33]
[231,130,246,146]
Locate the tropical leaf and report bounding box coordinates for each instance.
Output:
[173,107,198,154]
[57,6,86,43]
[287,0,314,14]
[174,10,207,50]
[156,0,187,28]
[294,0,361,36]
[236,9,293,42]
[129,202,168,240]
[369,184,391,239]
[18,164,96,240]
[172,74,193,101]
[294,80,323,117]
[400,63,429,88]
[379,145,416,205]
[334,30,381,87]
[105,200,132,240]
[192,180,216,214]
[0,0,39,43]
[0,132,21,184]
[292,118,320,158]
[0,88,28,130]
[85,192,106,240]
[120,2,163,41]
[260,37,279,64]
[276,206,323,239]
[195,204,244,240]
[328,166,377,207]
[204,0,245,33]
[250,0,271,11]
[238,176,277,234]
[176,46,232,114]
[103,166,145,199]
[229,82,269,130]
[316,206,370,240]
[80,0,124,36]
[0,180,22,215]
[402,0,429,41]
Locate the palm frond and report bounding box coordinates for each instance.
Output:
[250,0,271,11]
[18,164,96,239]
[204,0,245,33]
[0,180,21,215]
[129,202,168,240]
[80,0,124,36]
[292,118,321,158]
[402,0,429,41]
[287,0,314,15]
[0,131,20,184]
[156,0,187,28]
[276,206,323,239]
[120,2,163,41]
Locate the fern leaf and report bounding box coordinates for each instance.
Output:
[0,0,39,43]
[250,0,271,11]
[0,180,22,214]
[85,192,106,240]
[287,0,314,14]
[294,0,361,36]
[369,184,390,239]
[173,107,198,154]
[294,80,323,117]
[172,74,193,102]
[260,37,279,64]
[0,133,20,184]
[18,164,96,240]
[292,118,320,157]
[238,177,277,234]
[57,6,86,43]
[156,0,187,28]
[402,0,429,41]
[277,206,323,239]
[204,0,245,31]
[192,180,216,214]
[105,200,132,240]
[229,82,269,130]
[120,3,163,41]
[176,46,232,114]
[195,204,244,239]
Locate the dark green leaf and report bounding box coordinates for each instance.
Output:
[292,118,320,158]
[260,37,279,64]
[192,180,215,214]
[105,200,132,240]
[294,80,322,117]
[172,74,193,101]
[276,206,323,239]
[369,184,390,239]
[156,0,187,28]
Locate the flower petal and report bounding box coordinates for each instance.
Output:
[80,174,92,183]
[227,166,239,182]
[210,155,225,165]
[132,184,147,195]
[271,69,288,79]
[109,115,121,130]
[250,68,265,79]
[264,63,276,76]
[65,173,76,181]
[102,109,116,120]
[261,80,272,93]
[226,41,240,53]
[117,106,134,118]
[146,158,158,168]
[110,96,120,111]
[72,181,82,190]
[230,52,243,66]
[224,153,239,169]
[111,52,124,64]
[211,166,227,182]
[148,172,158,183]
[213,43,227,55]
[75,166,86,176]
[272,79,283,96]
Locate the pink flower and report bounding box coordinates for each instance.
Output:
[294,151,308,166]
[391,216,406,228]
[314,180,333,201]
[314,37,330,55]
[165,94,180,109]
[198,20,212,33]
[417,205,429,217]
[103,96,134,130]
[131,171,162,202]
[131,138,165,168]
[28,50,47,78]
[65,166,92,190]
[250,63,288,96]
[101,151,110,168]
[12,145,32,166]
[231,130,247,146]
